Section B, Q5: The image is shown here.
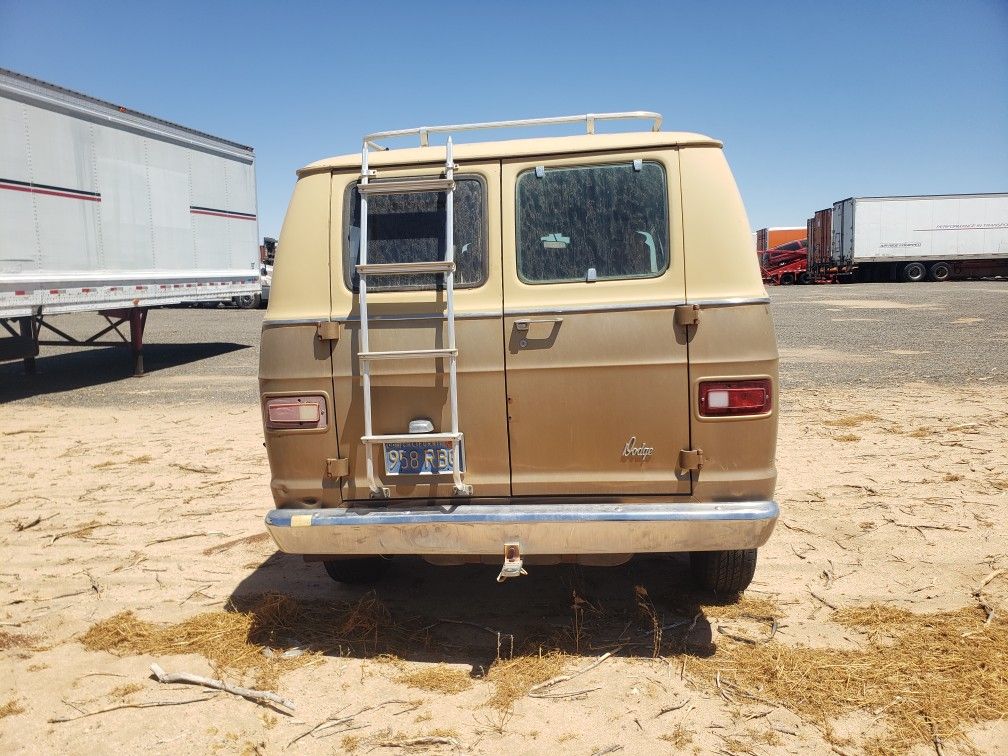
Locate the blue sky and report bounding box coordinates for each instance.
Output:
[1,0,1006,239]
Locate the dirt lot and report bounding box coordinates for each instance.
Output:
[1,282,1007,755]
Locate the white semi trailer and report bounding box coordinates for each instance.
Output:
[830,193,1008,283]
[0,68,260,375]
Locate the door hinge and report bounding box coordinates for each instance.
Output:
[678,448,705,471]
[316,321,343,341]
[674,304,700,327]
[325,457,349,479]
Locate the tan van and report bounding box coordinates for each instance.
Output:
[260,112,778,593]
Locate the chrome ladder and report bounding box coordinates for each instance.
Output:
[357,136,471,498]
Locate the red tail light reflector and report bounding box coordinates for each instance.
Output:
[265,395,327,429]
[699,380,772,417]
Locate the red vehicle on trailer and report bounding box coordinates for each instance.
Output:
[761,239,811,285]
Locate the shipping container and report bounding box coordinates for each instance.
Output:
[0,68,261,373]
[830,194,1008,282]
[755,226,806,252]
[807,208,832,277]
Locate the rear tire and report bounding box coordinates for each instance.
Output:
[323,557,391,584]
[779,273,795,285]
[928,261,951,282]
[901,261,927,282]
[797,271,812,285]
[235,293,261,309]
[690,549,757,594]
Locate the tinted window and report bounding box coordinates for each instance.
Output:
[344,177,487,291]
[516,162,669,284]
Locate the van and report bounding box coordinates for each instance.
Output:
[260,112,778,593]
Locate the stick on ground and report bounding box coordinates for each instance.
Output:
[149,663,295,712]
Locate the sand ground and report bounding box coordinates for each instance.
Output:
[1,383,1006,755]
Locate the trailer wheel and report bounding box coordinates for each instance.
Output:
[779,273,795,285]
[323,557,391,584]
[901,262,927,282]
[928,261,951,282]
[797,272,812,285]
[689,549,758,595]
[235,293,261,309]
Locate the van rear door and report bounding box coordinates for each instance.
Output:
[329,161,509,499]
[501,151,692,496]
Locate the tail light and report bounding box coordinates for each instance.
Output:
[265,395,328,430]
[699,380,772,417]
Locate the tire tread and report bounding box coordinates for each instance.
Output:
[690,549,757,594]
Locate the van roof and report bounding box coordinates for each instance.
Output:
[298,131,722,177]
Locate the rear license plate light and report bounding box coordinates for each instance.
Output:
[699,380,772,417]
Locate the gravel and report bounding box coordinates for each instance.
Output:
[2,280,1006,407]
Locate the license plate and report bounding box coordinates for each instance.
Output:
[383,440,465,476]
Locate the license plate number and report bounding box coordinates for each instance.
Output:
[383,440,464,476]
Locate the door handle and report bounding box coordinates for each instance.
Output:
[514,317,563,331]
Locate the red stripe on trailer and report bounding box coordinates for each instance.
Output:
[81,288,93,293]
[190,208,256,221]
[0,183,102,202]
[14,290,27,296]
[136,285,146,290]
[50,289,59,294]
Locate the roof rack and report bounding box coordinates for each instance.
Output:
[363,111,663,149]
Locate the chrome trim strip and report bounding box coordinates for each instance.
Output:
[264,500,779,555]
[504,300,685,317]
[261,297,770,329]
[263,312,500,328]
[689,296,771,306]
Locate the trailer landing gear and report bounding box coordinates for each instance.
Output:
[0,306,150,377]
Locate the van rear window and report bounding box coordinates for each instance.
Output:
[343,176,487,291]
[516,162,669,284]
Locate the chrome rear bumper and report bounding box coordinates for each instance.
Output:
[264,500,778,556]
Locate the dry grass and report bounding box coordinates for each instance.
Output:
[0,699,24,719]
[0,630,38,651]
[943,472,964,482]
[659,724,693,747]
[824,413,880,428]
[110,682,143,698]
[341,734,361,752]
[833,433,861,442]
[705,595,780,621]
[93,455,152,469]
[484,652,570,711]
[696,604,1008,755]
[396,664,473,694]
[81,592,397,686]
[202,532,272,556]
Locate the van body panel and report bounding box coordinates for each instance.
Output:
[679,148,768,301]
[327,161,509,499]
[685,303,779,501]
[260,323,342,508]
[501,150,691,496]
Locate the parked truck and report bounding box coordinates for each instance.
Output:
[0,68,260,375]
[828,194,1008,283]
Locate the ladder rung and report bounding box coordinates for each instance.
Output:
[359,348,457,361]
[357,260,455,276]
[363,432,462,445]
[358,178,455,196]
